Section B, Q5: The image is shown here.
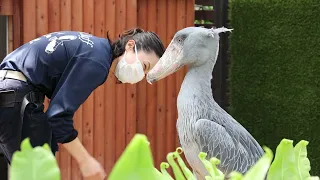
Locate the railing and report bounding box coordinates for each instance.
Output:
[194,0,214,28]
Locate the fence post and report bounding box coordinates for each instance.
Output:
[212,0,230,111]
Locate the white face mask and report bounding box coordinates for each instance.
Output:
[115,45,145,84]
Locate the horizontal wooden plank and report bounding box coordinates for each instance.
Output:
[0,0,13,15]
[194,24,214,28]
[195,10,214,21]
[195,0,214,6]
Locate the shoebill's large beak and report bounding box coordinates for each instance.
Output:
[146,40,184,84]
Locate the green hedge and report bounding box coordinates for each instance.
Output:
[229,0,320,174]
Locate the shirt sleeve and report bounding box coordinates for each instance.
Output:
[46,57,108,143]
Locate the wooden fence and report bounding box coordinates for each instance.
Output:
[0,0,195,179]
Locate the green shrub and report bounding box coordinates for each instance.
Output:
[156,138,319,180]
[229,0,320,174]
[9,135,319,179]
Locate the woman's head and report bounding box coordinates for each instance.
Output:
[108,28,165,84]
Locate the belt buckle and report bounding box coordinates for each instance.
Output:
[0,70,8,81]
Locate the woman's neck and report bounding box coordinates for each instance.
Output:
[109,58,122,84]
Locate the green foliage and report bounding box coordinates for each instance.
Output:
[194,5,214,11]
[267,139,320,180]
[198,153,224,179]
[107,134,318,180]
[294,141,312,179]
[108,134,165,180]
[10,138,61,180]
[156,138,318,180]
[268,139,296,179]
[228,0,320,174]
[194,20,214,25]
[233,147,273,180]
[8,135,319,180]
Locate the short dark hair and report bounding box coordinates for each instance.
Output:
[107,28,165,60]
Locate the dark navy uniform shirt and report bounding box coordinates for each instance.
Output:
[0,31,113,144]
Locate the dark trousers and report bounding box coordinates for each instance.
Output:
[0,78,55,164]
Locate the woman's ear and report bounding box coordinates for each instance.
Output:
[125,39,136,51]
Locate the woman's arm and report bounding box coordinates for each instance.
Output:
[46,58,108,179]
[62,137,90,163]
[46,58,108,144]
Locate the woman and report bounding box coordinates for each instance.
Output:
[0,28,165,179]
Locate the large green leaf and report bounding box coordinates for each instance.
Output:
[293,140,319,180]
[267,139,297,180]
[294,140,311,179]
[10,138,61,180]
[242,146,273,180]
[108,134,168,180]
[307,177,320,180]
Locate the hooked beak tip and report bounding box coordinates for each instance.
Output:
[147,78,155,85]
[146,73,157,84]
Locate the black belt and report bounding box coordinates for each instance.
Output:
[0,90,45,120]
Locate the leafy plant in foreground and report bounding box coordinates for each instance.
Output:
[108,134,319,180]
[9,135,320,180]
[9,138,61,180]
[267,139,319,180]
[158,139,319,180]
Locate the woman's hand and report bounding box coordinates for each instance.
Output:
[62,137,106,179]
[79,156,106,180]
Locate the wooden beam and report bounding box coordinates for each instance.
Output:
[0,0,13,15]
[195,10,214,22]
[7,16,13,53]
[195,0,214,6]
[194,23,214,28]
[12,0,22,49]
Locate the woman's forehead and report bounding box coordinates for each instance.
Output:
[139,51,159,65]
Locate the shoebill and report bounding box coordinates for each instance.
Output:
[146,27,264,179]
